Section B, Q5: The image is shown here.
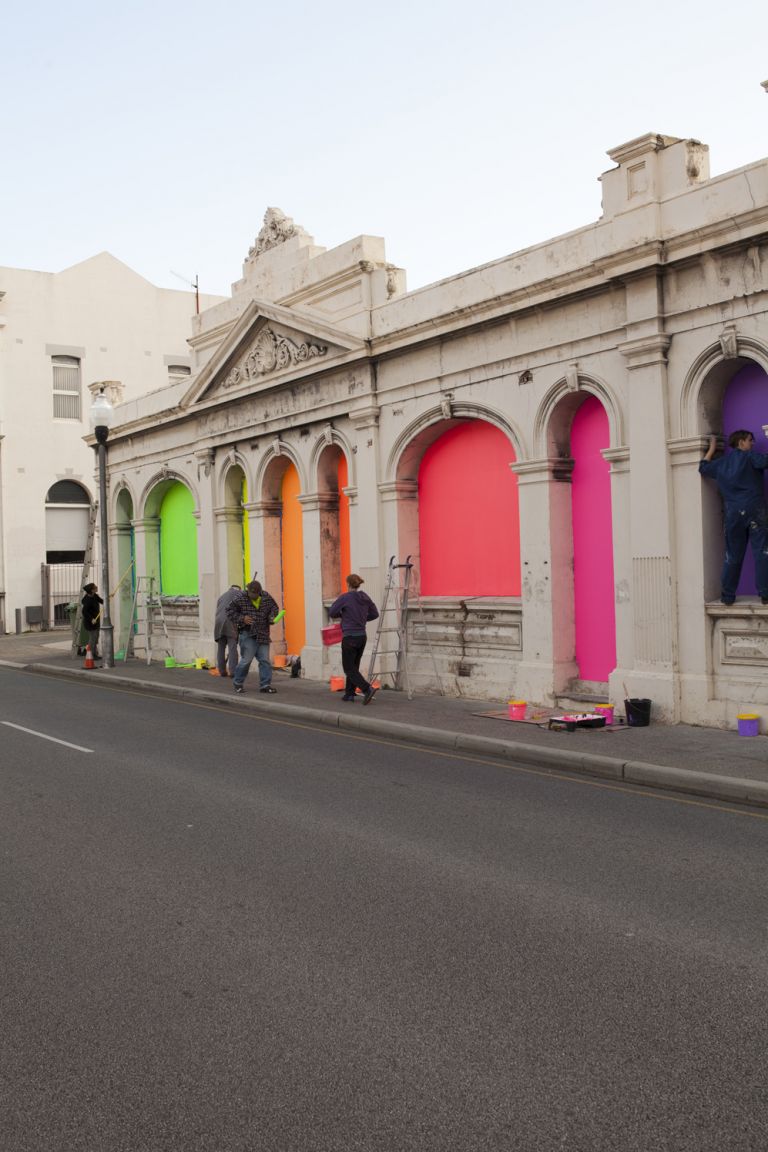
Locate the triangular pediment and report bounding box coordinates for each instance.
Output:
[182,299,366,407]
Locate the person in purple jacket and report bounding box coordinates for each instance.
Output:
[328,574,380,704]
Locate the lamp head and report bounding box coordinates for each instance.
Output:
[89,389,114,444]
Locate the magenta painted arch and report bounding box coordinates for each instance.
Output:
[418,421,521,596]
[571,396,616,681]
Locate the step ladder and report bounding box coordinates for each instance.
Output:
[366,556,443,699]
[70,503,99,657]
[124,576,173,665]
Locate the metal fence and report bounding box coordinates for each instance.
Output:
[40,563,94,630]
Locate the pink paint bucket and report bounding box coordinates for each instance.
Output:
[509,700,527,720]
[737,713,760,737]
[595,704,614,725]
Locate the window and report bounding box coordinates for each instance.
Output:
[52,356,81,419]
[168,364,191,385]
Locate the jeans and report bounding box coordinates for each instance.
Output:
[341,633,370,696]
[216,634,238,677]
[87,626,100,658]
[722,503,768,599]
[234,632,272,689]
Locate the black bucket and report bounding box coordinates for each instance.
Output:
[625,698,651,727]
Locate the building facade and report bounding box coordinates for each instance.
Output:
[0,253,223,631]
[101,137,768,727]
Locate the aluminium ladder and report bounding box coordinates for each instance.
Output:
[366,555,443,699]
[124,575,173,664]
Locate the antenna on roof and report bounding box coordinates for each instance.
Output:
[170,270,200,315]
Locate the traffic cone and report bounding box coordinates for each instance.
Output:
[83,644,95,670]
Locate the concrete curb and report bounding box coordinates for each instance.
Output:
[19,661,768,810]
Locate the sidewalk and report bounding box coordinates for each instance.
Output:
[2,631,768,809]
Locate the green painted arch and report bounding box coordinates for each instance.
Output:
[159,482,198,595]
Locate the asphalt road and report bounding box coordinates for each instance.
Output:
[1,667,767,1152]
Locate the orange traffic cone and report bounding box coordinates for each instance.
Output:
[83,644,95,670]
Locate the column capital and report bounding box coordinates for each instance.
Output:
[298,492,339,514]
[349,405,380,430]
[618,334,671,369]
[378,479,418,503]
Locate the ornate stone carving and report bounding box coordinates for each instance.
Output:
[440,393,454,419]
[518,369,533,385]
[248,208,300,258]
[221,327,328,390]
[565,363,580,392]
[719,325,739,360]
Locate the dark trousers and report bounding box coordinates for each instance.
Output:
[722,503,768,599]
[216,635,238,677]
[341,633,370,696]
[87,626,100,658]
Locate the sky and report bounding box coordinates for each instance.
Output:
[3,0,768,300]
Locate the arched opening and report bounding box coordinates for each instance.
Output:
[159,482,198,595]
[418,420,520,595]
[316,443,352,600]
[222,464,248,585]
[720,362,768,596]
[115,488,135,654]
[45,480,91,563]
[571,395,616,681]
[281,463,305,653]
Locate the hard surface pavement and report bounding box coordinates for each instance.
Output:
[2,630,768,809]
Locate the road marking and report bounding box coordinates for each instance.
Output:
[1,721,93,753]
[22,672,768,821]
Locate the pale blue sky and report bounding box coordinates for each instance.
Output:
[4,0,767,297]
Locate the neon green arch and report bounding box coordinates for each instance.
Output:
[160,482,198,595]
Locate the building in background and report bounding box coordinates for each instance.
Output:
[0,253,224,632]
[99,136,768,727]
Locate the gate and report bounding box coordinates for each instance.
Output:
[40,563,94,630]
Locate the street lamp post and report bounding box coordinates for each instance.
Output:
[89,389,115,668]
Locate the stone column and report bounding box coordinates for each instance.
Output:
[348,404,384,601]
[298,491,337,678]
[619,323,677,718]
[129,516,160,657]
[603,446,631,707]
[112,522,133,657]
[511,458,561,706]
[194,448,217,654]
[214,507,246,587]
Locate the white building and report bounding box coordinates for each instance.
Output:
[100,134,768,728]
[0,253,223,632]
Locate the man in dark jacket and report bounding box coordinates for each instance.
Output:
[700,430,768,604]
[328,573,380,704]
[214,584,240,677]
[227,580,281,694]
[81,583,104,660]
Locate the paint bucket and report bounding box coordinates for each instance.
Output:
[509,700,527,720]
[624,698,651,727]
[194,657,208,670]
[737,713,760,737]
[330,675,345,692]
[164,657,176,668]
[595,703,614,725]
[321,623,343,646]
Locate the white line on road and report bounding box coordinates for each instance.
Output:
[1,722,93,753]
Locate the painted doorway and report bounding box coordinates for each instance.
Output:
[281,463,305,653]
[418,421,521,595]
[721,362,768,596]
[571,396,616,681]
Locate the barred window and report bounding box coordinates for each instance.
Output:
[52,356,81,420]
